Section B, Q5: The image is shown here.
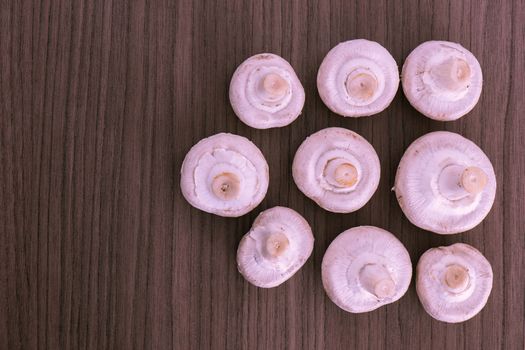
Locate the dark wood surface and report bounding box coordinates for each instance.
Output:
[1,0,524,349]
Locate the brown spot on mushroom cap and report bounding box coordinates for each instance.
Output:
[255,54,272,60]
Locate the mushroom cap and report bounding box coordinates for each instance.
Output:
[402,41,483,121]
[237,206,314,288]
[416,243,493,323]
[292,127,380,213]
[322,226,412,313]
[317,39,399,117]
[394,131,496,234]
[180,133,269,217]
[229,53,305,129]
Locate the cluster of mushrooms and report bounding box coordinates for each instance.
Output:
[180,40,496,323]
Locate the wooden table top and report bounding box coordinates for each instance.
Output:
[1,0,524,349]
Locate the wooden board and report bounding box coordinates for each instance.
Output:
[1,0,524,349]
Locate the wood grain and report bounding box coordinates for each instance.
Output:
[1,0,524,349]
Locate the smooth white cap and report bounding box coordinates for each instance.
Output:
[229,53,305,129]
[180,133,269,217]
[416,243,493,323]
[237,206,314,288]
[395,131,496,234]
[317,39,399,117]
[292,127,380,213]
[322,226,412,313]
[402,41,483,121]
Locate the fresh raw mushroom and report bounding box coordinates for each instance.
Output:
[322,226,412,313]
[292,127,380,213]
[180,133,269,217]
[229,53,305,129]
[317,39,399,117]
[416,243,493,323]
[394,131,496,234]
[237,206,314,288]
[402,41,483,121]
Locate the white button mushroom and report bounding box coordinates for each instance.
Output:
[402,41,483,121]
[394,131,496,234]
[317,39,399,117]
[416,243,493,323]
[322,226,412,313]
[229,53,305,129]
[180,133,269,217]
[236,206,314,288]
[292,127,380,213]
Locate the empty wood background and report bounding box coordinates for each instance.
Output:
[1,0,524,349]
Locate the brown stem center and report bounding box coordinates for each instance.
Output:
[211,172,240,200]
[345,71,378,102]
[261,73,289,99]
[444,264,470,292]
[265,232,290,257]
[334,163,358,187]
[461,166,488,194]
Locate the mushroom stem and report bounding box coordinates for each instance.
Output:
[259,73,289,100]
[211,172,241,200]
[359,264,396,299]
[324,159,359,188]
[334,163,358,187]
[460,166,488,194]
[444,264,470,293]
[265,232,290,257]
[438,165,487,200]
[345,69,378,103]
[430,57,471,92]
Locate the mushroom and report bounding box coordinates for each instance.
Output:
[237,206,314,288]
[292,127,380,213]
[322,226,412,313]
[416,243,493,323]
[394,131,496,234]
[180,133,269,217]
[229,53,305,129]
[402,41,483,121]
[317,39,399,117]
